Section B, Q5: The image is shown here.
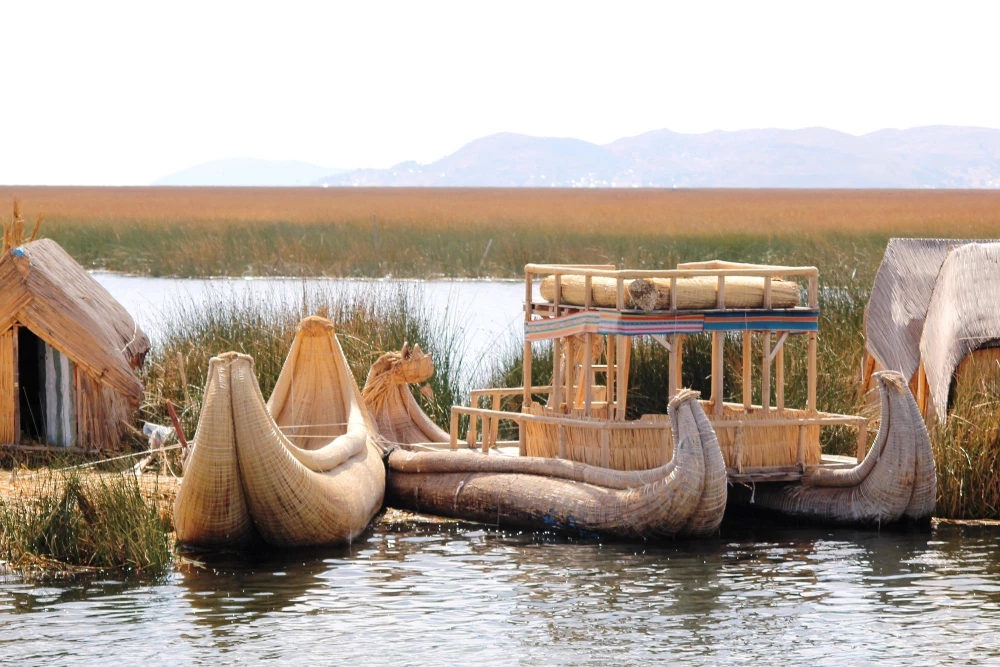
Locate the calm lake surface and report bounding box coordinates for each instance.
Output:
[3,276,999,664]
[2,516,1000,665]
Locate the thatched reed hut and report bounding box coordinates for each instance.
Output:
[0,239,149,451]
[862,238,1000,422]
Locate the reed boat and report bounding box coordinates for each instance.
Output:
[367,261,936,531]
[174,316,385,549]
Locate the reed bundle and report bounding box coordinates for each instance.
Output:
[627,276,801,310]
[540,275,635,308]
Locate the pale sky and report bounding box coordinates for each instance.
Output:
[4,0,1000,185]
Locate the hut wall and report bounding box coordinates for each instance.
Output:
[0,328,14,444]
[75,369,133,452]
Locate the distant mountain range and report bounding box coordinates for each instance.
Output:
[153,158,346,186]
[316,126,1000,188]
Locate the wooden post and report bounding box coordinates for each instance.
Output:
[467,413,478,449]
[600,429,610,468]
[762,331,771,413]
[606,334,615,416]
[557,424,566,459]
[551,275,563,409]
[775,343,785,413]
[616,335,628,420]
[668,334,681,401]
[807,274,818,414]
[523,272,533,409]
[564,336,576,410]
[807,331,817,413]
[742,331,752,410]
[796,424,806,471]
[12,326,20,445]
[711,333,724,416]
[713,276,726,416]
[450,410,459,450]
[583,333,594,416]
[675,335,684,393]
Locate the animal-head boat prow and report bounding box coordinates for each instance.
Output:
[367,344,435,387]
[297,315,336,337]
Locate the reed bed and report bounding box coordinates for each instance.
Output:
[140,282,466,438]
[6,187,1000,277]
[0,470,172,578]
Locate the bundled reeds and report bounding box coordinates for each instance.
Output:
[1,199,42,253]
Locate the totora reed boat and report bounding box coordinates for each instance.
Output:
[174,316,385,548]
[366,261,936,531]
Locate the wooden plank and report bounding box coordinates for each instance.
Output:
[523,272,533,409]
[466,412,478,450]
[450,410,459,450]
[583,333,593,415]
[621,337,631,418]
[675,335,684,392]
[551,338,562,408]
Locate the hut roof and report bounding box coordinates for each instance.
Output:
[864,238,982,382]
[919,243,1000,423]
[0,239,149,404]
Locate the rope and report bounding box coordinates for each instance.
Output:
[15,443,185,479]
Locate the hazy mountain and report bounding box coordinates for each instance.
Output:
[317,126,1000,188]
[154,158,346,186]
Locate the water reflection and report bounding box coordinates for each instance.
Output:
[3,516,1000,665]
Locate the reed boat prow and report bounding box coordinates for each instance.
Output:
[173,354,257,547]
[737,371,936,526]
[175,316,385,549]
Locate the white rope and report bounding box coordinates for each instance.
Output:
[15,443,185,479]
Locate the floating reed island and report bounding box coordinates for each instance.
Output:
[369,260,937,532]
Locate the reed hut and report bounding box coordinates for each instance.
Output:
[0,239,149,451]
[863,238,1000,422]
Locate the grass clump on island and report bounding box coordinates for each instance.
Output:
[0,470,172,578]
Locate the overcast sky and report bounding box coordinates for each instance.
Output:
[4,1,999,185]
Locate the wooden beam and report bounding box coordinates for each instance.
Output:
[605,334,615,417]
[12,325,19,446]
[565,336,576,411]
[712,332,724,416]
[583,333,593,415]
[523,272,533,409]
[616,335,630,419]
[668,333,681,401]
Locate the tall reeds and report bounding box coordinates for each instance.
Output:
[140,282,466,437]
[0,470,172,577]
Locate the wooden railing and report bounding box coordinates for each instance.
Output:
[450,390,870,469]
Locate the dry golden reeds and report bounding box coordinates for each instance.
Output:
[1,199,42,254]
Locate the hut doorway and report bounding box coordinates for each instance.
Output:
[14,327,77,447]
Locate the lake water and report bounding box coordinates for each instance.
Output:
[4,276,1000,663]
[2,515,1000,665]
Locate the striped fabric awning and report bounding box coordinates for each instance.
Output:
[525,309,819,341]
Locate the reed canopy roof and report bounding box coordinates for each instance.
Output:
[920,242,1000,422]
[864,238,986,382]
[0,239,149,403]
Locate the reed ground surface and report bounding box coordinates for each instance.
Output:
[3,186,1000,528]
